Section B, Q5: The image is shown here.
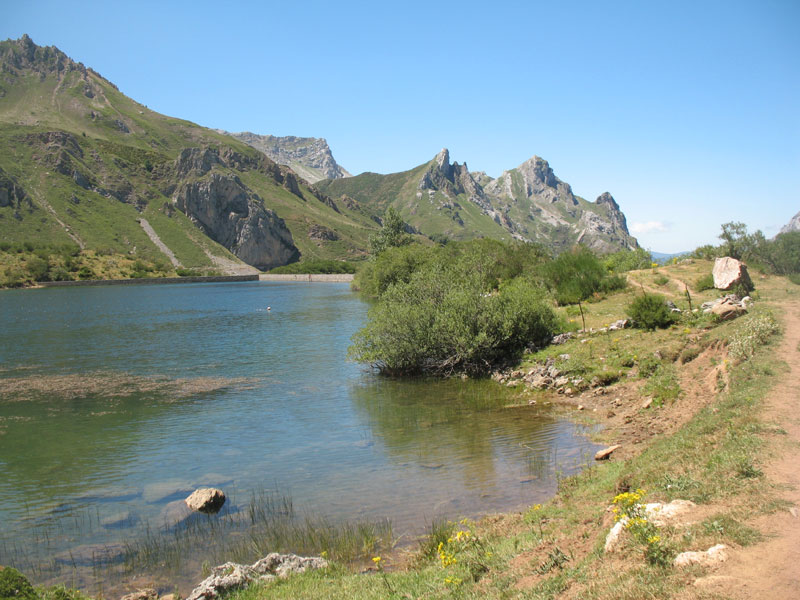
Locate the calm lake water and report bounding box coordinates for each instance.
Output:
[0,281,598,592]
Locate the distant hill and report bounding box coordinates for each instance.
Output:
[650,251,689,264]
[223,132,350,184]
[0,35,377,271]
[315,149,638,253]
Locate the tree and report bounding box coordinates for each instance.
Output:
[719,222,753,260]
[542,247,625,331]
[368,207,412,257]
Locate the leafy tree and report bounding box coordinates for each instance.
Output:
[541,247,625,330]
[603,247,652,273]
[368,207,412,257]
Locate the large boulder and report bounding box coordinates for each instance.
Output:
[712,257,752,291]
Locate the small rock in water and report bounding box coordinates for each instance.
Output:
[185,488,226,514]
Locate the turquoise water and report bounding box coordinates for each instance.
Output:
[0,281,597,589]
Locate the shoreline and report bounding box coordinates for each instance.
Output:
[9,273,356,290]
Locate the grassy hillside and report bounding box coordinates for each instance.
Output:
[0,36,378,279]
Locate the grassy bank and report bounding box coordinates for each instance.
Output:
[222,264,795,599]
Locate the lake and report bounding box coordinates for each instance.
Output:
[0,281,598,593]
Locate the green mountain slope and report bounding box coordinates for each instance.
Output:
[316,149,639,252]
[0,35,377,271]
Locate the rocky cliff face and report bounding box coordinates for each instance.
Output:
[779,210,800,235]
[171,148,300,270]
[225,133,350,184]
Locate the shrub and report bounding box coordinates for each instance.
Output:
[694,272,714,291]
[603,247,652,273]
[270,260,357,275]
[541,246,626,330]
[653,273,669,286]
[727,310,780,362]
[26,256,50,281]
[353,243,438,298]
[349,267,559,375]
[0,566,38,600]
[627,293,676,330]
[643,363,682,406]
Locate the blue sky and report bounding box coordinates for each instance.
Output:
[3,0,798,252]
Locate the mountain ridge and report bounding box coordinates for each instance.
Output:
[0,35,378,272]
[1,35,638,273]
[315,148,638,253]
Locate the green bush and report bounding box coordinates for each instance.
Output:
[541,246,626,329]
[349,266,559,375]
[0,567,38,600]
[653,273,669,286]
[694,272,714,291]
[603,248,652,273]
[627,293,676,330]
[26,256,50,281]
[270,260,358,275]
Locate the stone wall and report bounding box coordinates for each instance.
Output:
[39,275,260,287]
[258,274,354,282]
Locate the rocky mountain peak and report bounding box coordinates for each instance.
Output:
[596,192,619,210]
[435,148,452,177]
[517,156,560,191]
[224,132,350,184]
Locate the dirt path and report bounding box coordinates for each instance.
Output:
[138,218,182,268]
[700,298,800,598]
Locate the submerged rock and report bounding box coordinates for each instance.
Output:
[185,488,226,514]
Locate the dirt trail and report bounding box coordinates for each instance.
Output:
[700,298,800,598]
[138,218,182,268]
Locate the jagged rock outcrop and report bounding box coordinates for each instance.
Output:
[308,224,339,243]
[173,173,299,270]
[225,132,350,183]
[418,149,485,202]
[779,210,800,235]
[0,167,31,209]
[486,156,577,206]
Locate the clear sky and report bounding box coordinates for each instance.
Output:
[3,0,798,252]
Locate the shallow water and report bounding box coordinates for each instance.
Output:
[0,281,598,591]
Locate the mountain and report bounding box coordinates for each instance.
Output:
[650,251,689,264]
[779,210,800,235]
[315,149,638,253]
[0,35,377,272]
[224,132,350,183]
[0,35,638,273]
